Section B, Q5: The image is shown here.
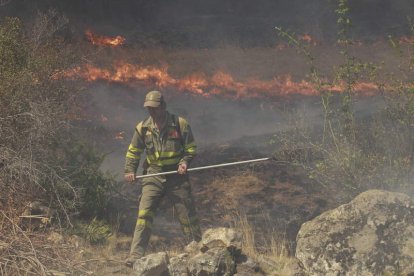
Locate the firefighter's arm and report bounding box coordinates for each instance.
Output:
[178,117,197,172]
[124,122,145,182]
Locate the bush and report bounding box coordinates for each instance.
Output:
[73,217,112,245]
[0,14,114,224]
[274,1,414,199]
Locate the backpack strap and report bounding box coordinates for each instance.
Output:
[172,114,187,146]
[137,114,184,145]
[136,117,151,143]
[138,114,185,172]
[136,118,150,174]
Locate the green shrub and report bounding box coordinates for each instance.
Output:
[74,218,112,245]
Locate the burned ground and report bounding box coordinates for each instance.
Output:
[112,137,337,256]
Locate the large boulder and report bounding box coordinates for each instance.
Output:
[167,227,241,275]
[296,189,414,276]
[168,253,190,276]
[200,227,242,252]
[133,252,169,276]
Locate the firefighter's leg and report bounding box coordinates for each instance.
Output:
[168,176,202,242]
[129,181,164,260]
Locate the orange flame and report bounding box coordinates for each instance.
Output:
[85,30,126,47]
[300,34,312,42]
[398,36,414,44]
[63,62,379,98]
[299,34,317,46]
[275,43,287,51]
[100,114,108,122]
[114,131,125,140]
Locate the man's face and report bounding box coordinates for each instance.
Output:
[147,105,166,121]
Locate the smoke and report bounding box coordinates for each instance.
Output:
[90,84,288,141]
[2,0,414,184]
[2,0,414,47]
[91,83,324,177]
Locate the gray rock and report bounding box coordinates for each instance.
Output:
[200,227,242,252]
[255,255,279,274]
[235,256,263,276]
[247,255,306,276]
[288,258,307,276]
[168,253,190,276]
[133,252,169,276]
[185,240,200,254]
[188,247,236,276]
[296,189,414,276]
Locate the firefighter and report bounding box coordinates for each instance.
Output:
[124,90,201,267]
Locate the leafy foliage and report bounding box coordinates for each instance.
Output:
[74,218,112,245]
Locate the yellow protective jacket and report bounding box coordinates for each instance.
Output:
[124,112,197,176]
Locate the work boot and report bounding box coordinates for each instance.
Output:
[125,254,143,268]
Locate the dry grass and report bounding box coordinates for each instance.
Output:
[211,173,266,210]
[0,205,301,275]
[0,212,86,275]
[232,212,298,275]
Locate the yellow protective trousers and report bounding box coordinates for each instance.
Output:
[129,173,201,258]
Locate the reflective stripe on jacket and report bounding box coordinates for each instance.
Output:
[124,112,197,174]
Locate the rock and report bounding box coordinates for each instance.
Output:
[234,256,263,276]
[188,247,236,276]
[169,228,243,275]
[200,227,242,252]
[133,252,169,276]
[256,256,279,275]
[240,255,305,276]
[168,253,189,276]
[285,258,307,276]
[296,189,414,276]
[185,240,200,254]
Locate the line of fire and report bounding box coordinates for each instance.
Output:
[60,30,414,99]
